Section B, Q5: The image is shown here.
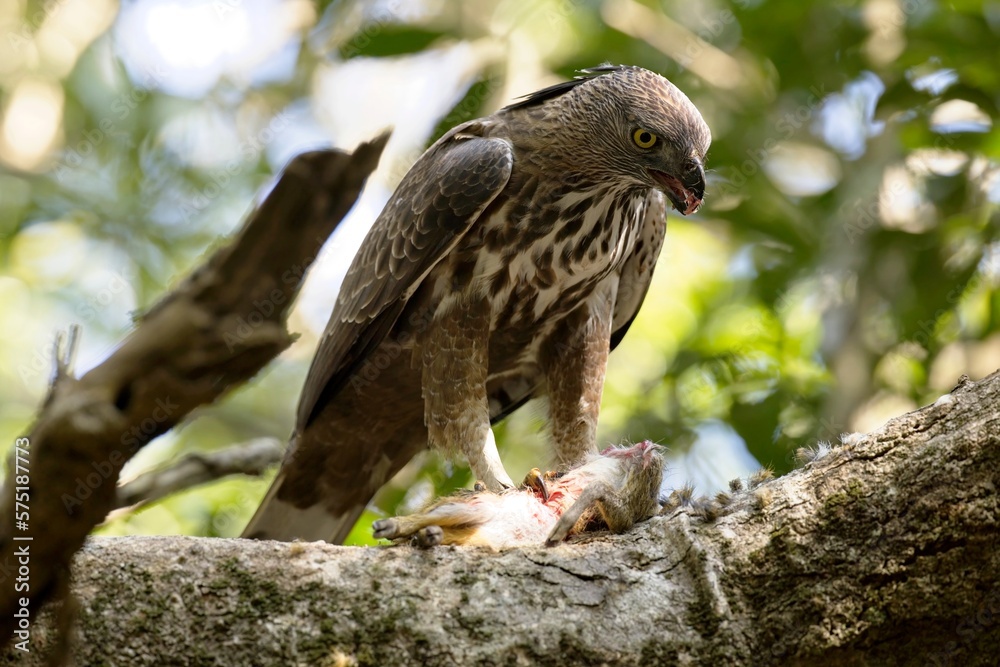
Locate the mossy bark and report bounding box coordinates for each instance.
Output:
[6,372,999,666]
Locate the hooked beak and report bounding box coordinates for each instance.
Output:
[649,160,705,215]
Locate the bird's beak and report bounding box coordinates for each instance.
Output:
[649,160,705,215]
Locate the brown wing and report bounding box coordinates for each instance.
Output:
[297,127,514,427]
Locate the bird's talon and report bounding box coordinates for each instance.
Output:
[522,467,550,502]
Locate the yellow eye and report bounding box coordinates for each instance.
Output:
[632,129,657,148]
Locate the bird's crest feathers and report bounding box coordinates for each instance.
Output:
[502,64,629,111]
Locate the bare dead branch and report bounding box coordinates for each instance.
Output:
[115,438,284,509]
[0,136,389,648]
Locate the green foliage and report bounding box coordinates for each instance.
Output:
[1,0,997,542]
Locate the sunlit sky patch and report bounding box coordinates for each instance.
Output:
[113,0,309,98]
[906,148,968,177]
[93,1,505,356]
[764,142,842,197]
[297,45,499,335]
[664,421,760,495]
[814,71,885,160]
[878,164,936,234]
[0,80,64,171]
[908,67,958,95]
[931,99,993,134]
[983,164,1000,204]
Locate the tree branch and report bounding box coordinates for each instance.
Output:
[8,371,1000,665]
[0,136,389,646]
[115,438,283,509]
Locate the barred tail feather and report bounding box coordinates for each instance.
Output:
[241,472,365,544]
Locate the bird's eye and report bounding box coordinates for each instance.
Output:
[632,129,657,149]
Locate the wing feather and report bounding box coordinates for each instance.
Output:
[297,128,513,427]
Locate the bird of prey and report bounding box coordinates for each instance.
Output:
[243,65,710,543]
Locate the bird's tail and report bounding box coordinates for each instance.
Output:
[241,471,365,544]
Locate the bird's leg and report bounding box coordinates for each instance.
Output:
[542,282,616,468]
[421,294,514,491]
[472,428,513,491]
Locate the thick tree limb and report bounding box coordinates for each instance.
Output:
[8,371,1000,666]
[0,136,389,645]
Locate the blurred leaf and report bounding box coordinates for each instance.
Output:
[340,27,446,58]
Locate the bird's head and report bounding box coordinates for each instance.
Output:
[506,66,711,215]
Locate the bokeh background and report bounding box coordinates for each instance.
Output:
[1,0,998,544]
